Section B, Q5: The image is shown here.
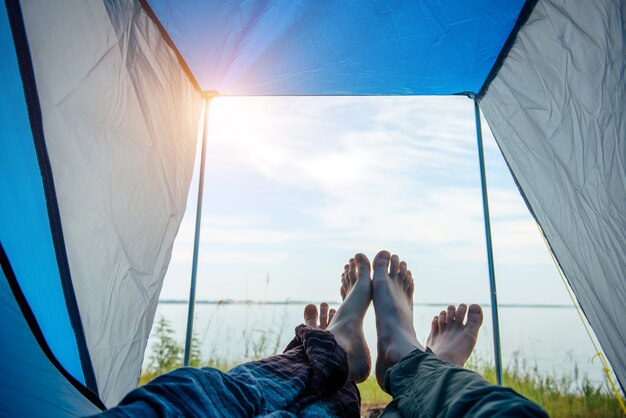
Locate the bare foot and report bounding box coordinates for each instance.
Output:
[426,304,483,367]
[303,303,336,329]
[312,254,372,383]
[372,250,424,391]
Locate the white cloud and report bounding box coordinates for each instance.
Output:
[203,96,480,189]
[171,247,288,264]
[161,96,564,303]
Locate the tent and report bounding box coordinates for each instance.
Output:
[0,0,623,415]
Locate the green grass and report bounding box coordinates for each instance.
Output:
[357,377,391,407]
[141,316,624,417]
[357,364,626,418]
[466,355,625,418]
[355,368,625,418]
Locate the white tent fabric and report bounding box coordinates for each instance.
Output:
[6,0,623,412]
[21,0,203,405]
[480,0,625,389]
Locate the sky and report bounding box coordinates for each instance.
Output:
[159,95,572,306]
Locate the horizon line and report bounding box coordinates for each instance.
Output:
[157,299,576,309]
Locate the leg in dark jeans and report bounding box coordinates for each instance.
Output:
[381,349,547,417]
[370,250,547,418]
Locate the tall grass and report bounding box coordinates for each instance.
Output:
[140,316,624,417]
[467,354,625,418]
[354,353,625,418]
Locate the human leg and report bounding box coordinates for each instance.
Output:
[371,250,547,418]
[94,254,376,418]
[304,253,372,383]
[94,323,360,418]
[380,348,548,418]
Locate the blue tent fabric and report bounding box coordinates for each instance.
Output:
[0,244,104,417]
[0,0,90,388]
[145,0,527,96]
[2,0,624,414]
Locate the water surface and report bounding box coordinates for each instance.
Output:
[144,302,612,387]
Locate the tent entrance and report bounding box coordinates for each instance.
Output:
[157,95,584,387]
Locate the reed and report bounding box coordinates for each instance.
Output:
[140,315,624,417]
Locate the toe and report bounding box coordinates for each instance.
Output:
[447,305,456,324]
[389,254,400,277]
[320,303,330,329]
[304,304,318,328]
[403,269,413,291]
[348,258,357,286]
[399,261,407,280]
[407,281,414,305]
[406,271,414,305]
[355,253,371,282]
[340,274,348,299]
[328,308,336,324]
[431,316,439,335]
[456,303,468,324]
[373,250,391,277]
[466,304,484,332]
[438,310,447,329]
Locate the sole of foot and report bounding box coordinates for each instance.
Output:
[324,253,372,383]
[372,250,424,391]
[426,303,483,367]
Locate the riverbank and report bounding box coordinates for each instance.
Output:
[140,316,624,417]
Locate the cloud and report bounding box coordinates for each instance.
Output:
[203,97,481,188]
[171,247,288,264]
[164,95,551,304]
[193,98,534,251]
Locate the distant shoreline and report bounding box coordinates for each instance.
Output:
[158,300,575,309]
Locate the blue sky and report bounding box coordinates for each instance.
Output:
[160,96,571,306]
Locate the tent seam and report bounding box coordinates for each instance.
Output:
[136,0,203,94]
[475,0,539,100]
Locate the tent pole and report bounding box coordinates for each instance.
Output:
[474,101,503,385]
[184,98,210,366]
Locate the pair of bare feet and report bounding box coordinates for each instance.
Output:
[303,250,484,392]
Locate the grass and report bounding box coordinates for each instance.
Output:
[352,355,625,418]
[467,355,625,418]
[141,316,624,417]
[357,377,391,415]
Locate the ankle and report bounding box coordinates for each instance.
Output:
[385,337,422,365]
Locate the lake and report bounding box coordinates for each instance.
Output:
[143,302,614,387]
